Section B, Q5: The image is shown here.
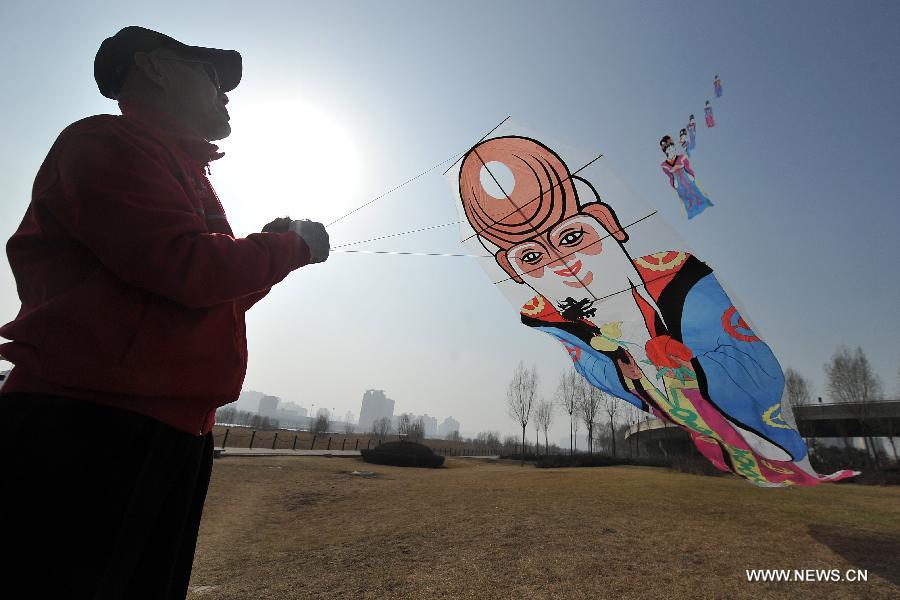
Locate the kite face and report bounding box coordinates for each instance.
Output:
[449,126,855,487]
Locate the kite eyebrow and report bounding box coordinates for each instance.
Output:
[492,210,658,285]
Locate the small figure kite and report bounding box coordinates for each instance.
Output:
[713,74,723,98]
[449,130,855,486]
[678,128,691,158]
[704,100,715,128]
[660,135,712,219]
[687,115,697,152]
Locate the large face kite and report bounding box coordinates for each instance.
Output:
[450,130,854,487]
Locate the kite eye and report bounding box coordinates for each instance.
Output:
[559,229,584,247]
[521,250,543,265]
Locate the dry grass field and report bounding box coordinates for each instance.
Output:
[188,457,900,600]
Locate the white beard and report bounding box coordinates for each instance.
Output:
[520,242,666,386]
[520,241,655,315]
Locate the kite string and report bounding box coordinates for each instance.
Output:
[325,115,511,228]
[332,249,492,258]
[331,220,460,249]
[472,148,598,302]
[331,213,679,305]
[330,151,606,250]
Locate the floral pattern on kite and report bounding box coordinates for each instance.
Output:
[456,135,856,486]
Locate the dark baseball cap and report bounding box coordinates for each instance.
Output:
[94,26,242,99]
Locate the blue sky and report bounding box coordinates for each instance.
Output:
[1,1,898,437]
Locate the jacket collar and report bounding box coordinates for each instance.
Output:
[119,101,224,165]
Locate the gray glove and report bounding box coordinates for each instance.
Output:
[289,219,330,264]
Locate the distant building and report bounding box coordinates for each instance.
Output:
[438,416,460,437]
[252,395,312,427]
[258,395,280,417]
[280,401,307,419]
[421,414,438,437]
[359,389,395,432]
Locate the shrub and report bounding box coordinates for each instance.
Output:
[533,454,672,469]
[361,441,445,468]
[669,455,726,478]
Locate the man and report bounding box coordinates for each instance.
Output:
[0,27,329,597]
[457,135,855,486]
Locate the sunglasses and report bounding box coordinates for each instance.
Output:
[158,57,221,90]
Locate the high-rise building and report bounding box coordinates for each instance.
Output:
[421,414,438,437]
[438,416,460,437]
[359,389,394,432]
[258,395,280,417]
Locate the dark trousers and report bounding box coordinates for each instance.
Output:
[0,393,213,599]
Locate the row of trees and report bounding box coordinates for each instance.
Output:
[371,414,464,443]
[786,345,898,467]
[215,406,281,430]
[507,362,631,465]
[785,346,887,407]
[508,344,898,467]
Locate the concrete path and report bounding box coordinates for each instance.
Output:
[215,448,501,459]
[216,448,362,458]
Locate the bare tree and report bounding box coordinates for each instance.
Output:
[572,414,580,454]
[507,362,539,466]
[343,410,356,434]
[397,413,412,437]
[407,417,425,442]
[555,368,579,455]
[784,368,812,407]
[475,431,501,453]
[536,400,554,455]
[311,413,330,435]
[784,368,814,450]
[372,416,392,439]
[447,430,461,442]
[600,393,621,457]
[576,377,602,455]
[825,346,885,468]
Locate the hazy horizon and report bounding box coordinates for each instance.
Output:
[2,1,899,442]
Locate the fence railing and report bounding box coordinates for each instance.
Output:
[211,426,515,456]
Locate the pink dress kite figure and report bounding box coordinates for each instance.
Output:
[660,135,712,219]
[704,100,715,128]
[713,74,723,97]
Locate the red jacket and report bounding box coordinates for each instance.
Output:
[0,103,311,435]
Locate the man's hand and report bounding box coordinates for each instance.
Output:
[262,216,292,233]
[289,220,330,264]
